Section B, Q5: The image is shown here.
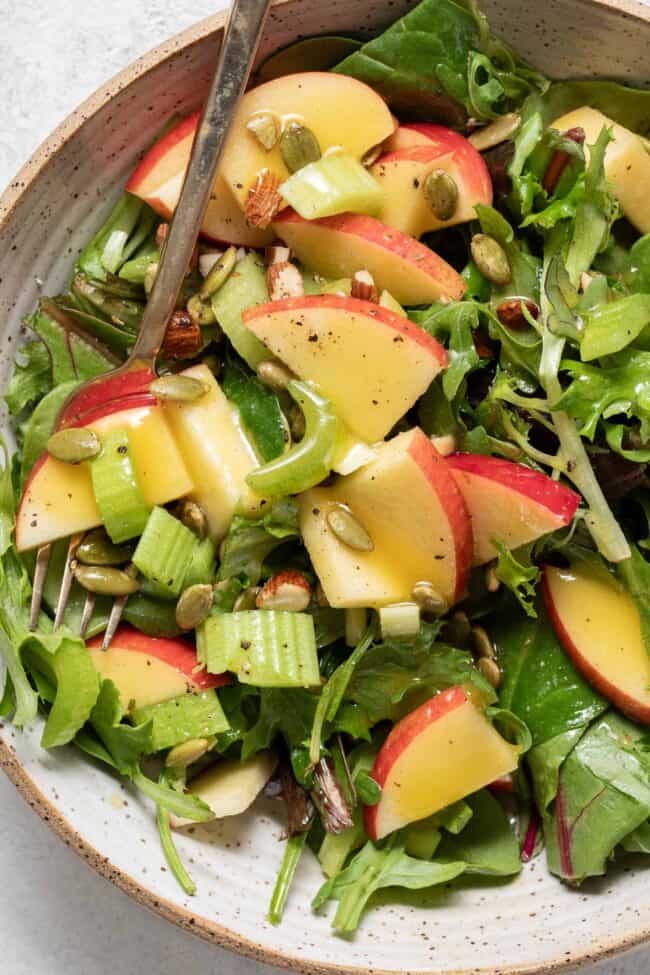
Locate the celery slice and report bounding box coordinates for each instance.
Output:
[280,154,383,220]
[246,381,338,497]
[91,429,150,543]
[302,271,351,296]
[132,506,196,596]
[211,253,270,368]
[183,536,217,589]
[131,689,229,752]
[199,611,320,687]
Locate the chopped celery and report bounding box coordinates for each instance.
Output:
[280,154,383,220]
[91,429,150,544]
[302,270,351,296]
[211,253,270,368]
[379,603,421,639]
[132,506,196,596]
[246,381,338,497]
[199,611,320,687]
[183,537,217,589]
[404,820,442,860]
[379,290,406,316]
[131,690,229,751]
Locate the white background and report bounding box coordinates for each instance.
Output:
[0,0,647,971]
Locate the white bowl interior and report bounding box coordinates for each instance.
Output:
[1,0,649,971]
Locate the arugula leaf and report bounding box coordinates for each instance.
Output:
[157,798,197,896]
[556,350,650,441]
[334,0,545,125]
[268,830,309,925]
[25,637,100,748]
[217,498,299,585]
[313,838,467,933]
[493,541,540,618]
[5,341,52,416]
[579,294,650,361]
[435,788,521,876]
[242,688,317,761]
[345,624,489,726]
[545,712,650,883]
[89,680,153,776]
[496,606,607,809]
[133,769,213,822]
[29,303,118,383]
[221,357,288,462]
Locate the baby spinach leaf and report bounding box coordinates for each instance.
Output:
[242,687,318,760]
[622,820,650,854]
[29,303,118,384]
[436,789,521,876]
[19,381,80,488]
[222,356,288,462]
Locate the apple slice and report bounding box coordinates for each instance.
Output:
[126,113,272,247]
[163,364,265,540]
[273,210,466,307]
[16,399,192,552]
[365,685,520,841]
[243,294,446,443]
[219,72,395,211]
[87,625,228,710]
[299,428,472,609]
[551,107,650,234]
[543,560,650,725]
[171,751,277,828]
[447,453,580,566]
[371,128,492,237]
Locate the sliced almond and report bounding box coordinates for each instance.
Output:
[265,245,291,265]
[267,261,305,301]
[245,169,283,229]
[351,269,379,304]
[256,570,312,612]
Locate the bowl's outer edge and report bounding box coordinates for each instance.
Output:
[1,0,650,972]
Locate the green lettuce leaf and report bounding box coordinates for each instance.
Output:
[493,541,540,618]
[89,680,153,775]
[25,637,100,748]
[217,498,300,585]
[580,294,650,361]
[556,350,650,441]
[411,302,481,400]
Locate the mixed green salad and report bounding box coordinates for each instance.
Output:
[2,0,650,935]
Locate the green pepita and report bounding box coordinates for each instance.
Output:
[470,234,512,286]
[246,110,281,151]
[477,655,501,689]
[411,581,448,616]
[468,112,520,152]
[326,504,374,552]
[257,359,294,392]
[287,403,306,442]
[187,293,216,325]
[200,246,237,300]
[76,528,134,566]
[176,500,208,539]
[280,122,321,173]
[47,427,101,464]
[472,624,496,660]
[423,169,458,221]
[150,374,209,402]
[175,583,214,630]
[73,563,140,596]
[233,586,260,612]
[166,738,211,769]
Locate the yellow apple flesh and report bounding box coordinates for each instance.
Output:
[551,106,650,233]
[543,560,650,725]
[299,428,472,608]
[365,686,520,840]
[172,751,278,827]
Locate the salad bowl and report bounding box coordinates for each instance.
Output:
[1,0,650,972]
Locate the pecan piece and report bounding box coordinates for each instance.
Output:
[496,297,539,331]
[161,310,202,360]
[542,126,585,195]
[245,169,283,229]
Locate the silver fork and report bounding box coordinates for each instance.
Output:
[27,0,271,648]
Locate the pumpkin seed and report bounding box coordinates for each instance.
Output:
[326,504,374,552]
[76,528,134,566]
[176,500,208,539]
[166,737,210,769]
[280,123,321,173]
[472,624,496,659]
[73,563,140,596]
[423,169,458,221]
[468,112,520,152]
[477,656,501,689]
[187,293,216,325]
[144,261,159,296]
[47,427,101,464]
[257,359,294,392]
[246,110,281,151]
[150,374,208,402]
[233,586,260,612]
[175,584,214,630]
[411,581,448,616]
[200,246,237,300]
[470,234,512,286]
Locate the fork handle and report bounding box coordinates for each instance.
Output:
[130,0,271,363]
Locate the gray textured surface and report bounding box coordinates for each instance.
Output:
[0,1,647,972]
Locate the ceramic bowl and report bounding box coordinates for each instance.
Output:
[1,0,649,971]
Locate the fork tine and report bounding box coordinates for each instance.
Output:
[101,594,128,651]
[54,533,83,630]
[29,544,52,630]
[79,593,96,639]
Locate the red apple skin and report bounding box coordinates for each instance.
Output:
[86,625,229,691]
[242,293,448,365]
[541,570,650,726]
[390,123,492,199]
[447,454,580,523]
[126,113,200,202]
[408,429,472,603]
[273,210,467,303]
[56,367,155,429]
[364,686,468,842]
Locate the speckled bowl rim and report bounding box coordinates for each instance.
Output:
[1,0,650,971]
